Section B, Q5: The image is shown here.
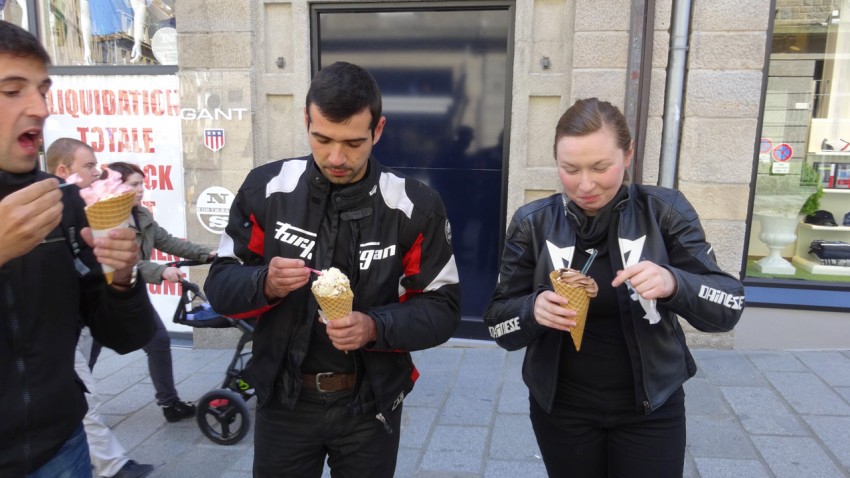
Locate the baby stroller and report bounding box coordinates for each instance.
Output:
[169,260,256,445]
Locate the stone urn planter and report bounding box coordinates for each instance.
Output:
[753,213,801,275]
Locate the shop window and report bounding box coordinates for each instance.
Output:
[745,1,850,307]
[34,0,176,66]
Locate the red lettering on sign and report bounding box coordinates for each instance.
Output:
[143,165,173,190]
[76,126,155,153]
[46,89,180,117]
[151,249,179,262]
[148,281,182,296]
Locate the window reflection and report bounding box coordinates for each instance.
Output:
[37,0,176,66]
[746,1,850,283]
[316,7,511,317]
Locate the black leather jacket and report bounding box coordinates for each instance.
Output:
[205,156,461,432]
[484,184,744,413]
[0,169,156,475]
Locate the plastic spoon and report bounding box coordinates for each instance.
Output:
[580,249,598,275]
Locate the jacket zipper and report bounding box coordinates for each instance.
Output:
[613,205,653,415]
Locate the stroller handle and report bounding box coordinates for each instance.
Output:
[166,259,211,268]
[181,279,206,301]
[164,259,210,301]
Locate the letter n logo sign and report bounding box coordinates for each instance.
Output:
[204,128,225,152]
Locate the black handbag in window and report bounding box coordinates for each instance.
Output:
[809,240,850,261]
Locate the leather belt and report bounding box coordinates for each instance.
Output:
[302,372,356,393]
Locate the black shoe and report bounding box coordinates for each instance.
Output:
[162,399,196,422]
[112,460,154,478]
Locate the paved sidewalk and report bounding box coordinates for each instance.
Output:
[90,340,850,477]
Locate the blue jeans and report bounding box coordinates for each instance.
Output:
[27,424,91,478]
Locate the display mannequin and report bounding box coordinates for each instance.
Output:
[128,0,147,63]
[0,0,28,29]
[79,0,149,64]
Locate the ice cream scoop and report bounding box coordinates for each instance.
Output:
[311,267,353,321]
[75,168,135,207]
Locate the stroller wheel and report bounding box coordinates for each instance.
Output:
[196,389,250,445]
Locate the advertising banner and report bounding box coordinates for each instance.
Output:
[43,75,191,333]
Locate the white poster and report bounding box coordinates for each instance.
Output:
[43,75,192,333]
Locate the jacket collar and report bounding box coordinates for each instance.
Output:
[0,167,47,198]
[306,155,381,211]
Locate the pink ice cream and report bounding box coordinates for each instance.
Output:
[70,168,134,206]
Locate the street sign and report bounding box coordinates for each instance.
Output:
[760,138,773,154]
[772,143,793,162]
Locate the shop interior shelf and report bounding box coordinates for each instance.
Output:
[792,188,850,276]
[791,255,850,276]
[798,223,850,233]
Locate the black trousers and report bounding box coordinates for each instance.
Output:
[529,388,686,478]
[254,388,401,478]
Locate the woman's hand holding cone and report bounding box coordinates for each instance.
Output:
[534,290,578,332]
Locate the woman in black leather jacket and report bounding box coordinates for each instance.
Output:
[484,98,744,477]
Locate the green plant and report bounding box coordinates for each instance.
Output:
[799,185,823,216]
[799,162,821,187]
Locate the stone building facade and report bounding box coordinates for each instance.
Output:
[172,0,769,348]
[16,0,846,348]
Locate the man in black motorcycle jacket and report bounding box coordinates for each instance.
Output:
[484,183,745,415]
[204,62,461,477]
[0,20,156,476]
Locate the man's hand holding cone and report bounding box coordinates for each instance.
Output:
[84,191,136,283]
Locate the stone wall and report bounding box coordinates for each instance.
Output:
[176,0,763,348]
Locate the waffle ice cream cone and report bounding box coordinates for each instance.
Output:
[314,290,354,321]
[550,268,598,351]
[85,191,136,230]
[85,191,136,283]
[311,267,353,321]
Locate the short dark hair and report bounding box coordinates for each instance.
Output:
[306,61,382,134]
[0,20,51,65]
[554,98,632,158]
[45,138,94,174]
[103,161,144,182]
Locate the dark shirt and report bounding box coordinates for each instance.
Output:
[555,238,635,413]
[300,182,357,374]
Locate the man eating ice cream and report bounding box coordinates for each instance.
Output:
[0,20,155,477]
[204,62,461,477]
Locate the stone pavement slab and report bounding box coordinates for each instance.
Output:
[88,342,850,477]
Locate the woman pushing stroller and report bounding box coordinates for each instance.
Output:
[97,161,217,422]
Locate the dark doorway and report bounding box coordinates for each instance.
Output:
[313,4,513,339]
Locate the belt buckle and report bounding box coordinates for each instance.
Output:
[315,372,334,393]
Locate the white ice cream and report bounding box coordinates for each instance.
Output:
[311,267,351,297]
